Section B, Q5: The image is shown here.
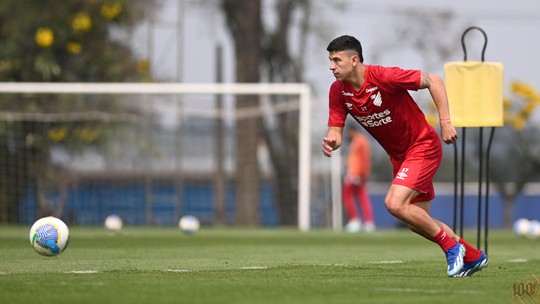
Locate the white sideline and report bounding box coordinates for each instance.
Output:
[67,270,100,274]
[165,269,192,273]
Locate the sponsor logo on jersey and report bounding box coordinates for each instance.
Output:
[366,86,379,93]
[396,168,409,180]
[342,91,354,97]
[355,109,392,128]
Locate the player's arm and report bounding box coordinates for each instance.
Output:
[322,126,343,157]
[420,72,458,145]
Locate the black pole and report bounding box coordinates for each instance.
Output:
[477,127,484,250]
[460,128,466,237]
[453,141,458,233]
[485,127,496,255]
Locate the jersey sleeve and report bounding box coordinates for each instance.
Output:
[376,66,421,92]
[327,81,348,127]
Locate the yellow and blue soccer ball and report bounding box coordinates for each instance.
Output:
[29,216,70,256]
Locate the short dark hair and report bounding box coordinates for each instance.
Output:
[326,35,364,62]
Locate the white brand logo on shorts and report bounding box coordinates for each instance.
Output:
[396,168,409,180]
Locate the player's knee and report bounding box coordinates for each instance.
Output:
[384,196,406,217]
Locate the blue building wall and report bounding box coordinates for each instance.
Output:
[19,182,279,226]
[19,183,540,228]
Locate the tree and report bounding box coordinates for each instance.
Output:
[0,0,156,223]
[490,82,540,228]
[222,0,262,226]
[220,0,339,226]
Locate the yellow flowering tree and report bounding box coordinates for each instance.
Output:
[489,81,540,227]
[0,0,157,222]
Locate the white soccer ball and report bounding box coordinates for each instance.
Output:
[104,214,123,232]
[179,215,200,235]
[513,218,531,237]
[29,216,70,256]
[527,220,540,239]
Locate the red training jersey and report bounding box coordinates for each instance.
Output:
[328,65,441,161]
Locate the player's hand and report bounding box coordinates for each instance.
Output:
[345,175,362,185]
[322,137,337,157]
[440,120,458,145]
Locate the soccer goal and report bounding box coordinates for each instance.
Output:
[0,82,315,230]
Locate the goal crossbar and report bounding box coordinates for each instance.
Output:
[0,82,312,231]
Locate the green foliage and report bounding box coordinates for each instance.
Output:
[0,0,152,82]
[0,0,156,223]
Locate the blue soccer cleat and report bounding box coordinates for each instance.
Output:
[453,251,488,277]
[445,243,466,277]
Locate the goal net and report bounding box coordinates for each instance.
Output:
[0,82,325,230]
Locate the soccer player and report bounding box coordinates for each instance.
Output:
[342,125,376,232]
[321,35,488,277]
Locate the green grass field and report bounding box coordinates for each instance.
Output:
[0,226,538,304]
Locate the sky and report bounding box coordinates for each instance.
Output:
[139,0,540,90]
[132,0,540,132]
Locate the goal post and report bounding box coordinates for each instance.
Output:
[0,82,313,230]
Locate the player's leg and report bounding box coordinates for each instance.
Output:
[385,185,465,276]
[342,180,361,232]
[406,201,458,240]
[429,218,487,276]
[357,180,375,231]
[435,219,488,276]
[384,185,440,236]
[407,202,487,277]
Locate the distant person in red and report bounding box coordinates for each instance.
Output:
[342,126,375,232]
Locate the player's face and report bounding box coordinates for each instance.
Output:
[328,51,356,81]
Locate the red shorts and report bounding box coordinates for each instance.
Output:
[391,143,442,204]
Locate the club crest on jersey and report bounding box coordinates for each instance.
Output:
[345,103,353,110]
[371,91,382,107]
[396,168,409,180]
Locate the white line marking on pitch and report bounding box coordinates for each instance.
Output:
[67,270,100,274]
[371,260,403,264]
[241,266,269,270]
[508,258,528,263]
[0,271,7,275]
[165,269,192,273]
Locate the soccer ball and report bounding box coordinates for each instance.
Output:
[513,218,531,237]
[104,214,123,232]
[179,215,200,235]
[29,216,70,256]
